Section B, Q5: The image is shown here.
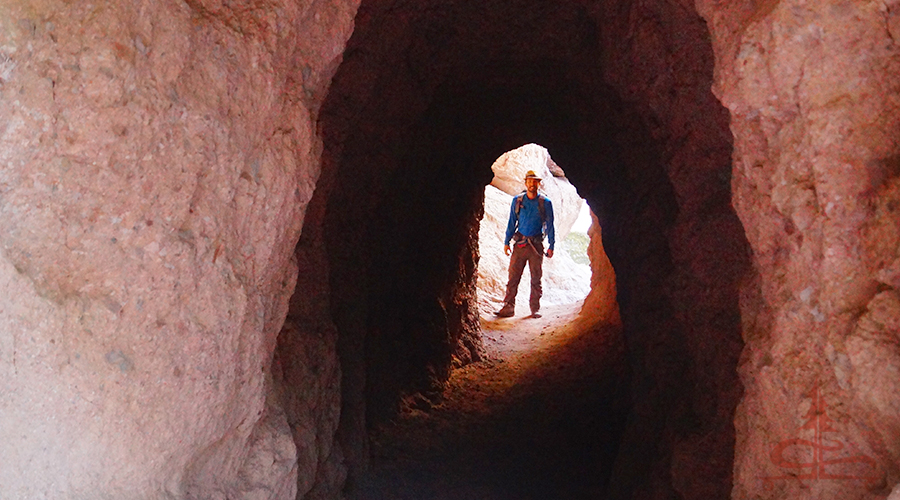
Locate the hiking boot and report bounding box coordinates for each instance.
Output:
[495,302,515,317]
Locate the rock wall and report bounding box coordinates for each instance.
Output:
[9,0,895,499]
[0,0,359,498]
[580,2,750,498]
[316,43,489,485]
[580,211,621,327]
[697,0,900,498]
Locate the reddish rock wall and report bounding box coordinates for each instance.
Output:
[580,212,621,327]
[698,1,900,498]
[579,2,750,498]
[13,0,894,499]
[0,0,358,498]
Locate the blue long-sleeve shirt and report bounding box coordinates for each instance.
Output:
[504,193,555,250]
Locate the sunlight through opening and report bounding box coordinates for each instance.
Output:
[476,144,593,318]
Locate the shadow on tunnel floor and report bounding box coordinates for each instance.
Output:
[352,310,629,500]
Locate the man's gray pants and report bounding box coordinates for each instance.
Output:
[503,239,543,313]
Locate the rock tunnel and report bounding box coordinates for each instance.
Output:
[2,0,900,499]
[298,1,746,498]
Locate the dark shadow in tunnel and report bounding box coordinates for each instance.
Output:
[358,320,630,500]
[290,0,749,498]
[317,61,666,497]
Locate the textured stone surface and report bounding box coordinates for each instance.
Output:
[273,319,343,500]
[586,1,749,498]
[697,0,900,498]
[580,211,621,326]
[12,0,898,499]
[0,0,359,498]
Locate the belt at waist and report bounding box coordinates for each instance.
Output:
[513,232,543,242]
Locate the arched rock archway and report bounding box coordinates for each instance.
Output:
[280,1,749,498]
[10,0,898,499]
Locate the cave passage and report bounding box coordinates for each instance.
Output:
[284,0,747,498]
[353,150,628,498]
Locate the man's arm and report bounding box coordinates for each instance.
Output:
[504,197,518,256]
[545,197,555,258]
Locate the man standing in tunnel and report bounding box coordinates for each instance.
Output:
[496,170,555,318]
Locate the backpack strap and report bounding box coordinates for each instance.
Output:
[537,195,545,223]
[515,192,546,224]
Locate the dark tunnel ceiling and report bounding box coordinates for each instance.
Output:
[322,0,668,218]
[317,0,679,425]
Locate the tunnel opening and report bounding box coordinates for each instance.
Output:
[476,143,595,318]
[7,1,899,498]
[346,137,630,498]
[276,0,751,498]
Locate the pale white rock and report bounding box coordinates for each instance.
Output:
[489,143,582,243]
[888,483,900,500]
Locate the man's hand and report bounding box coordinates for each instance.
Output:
[546,248,554,258]
[504,245,511,256]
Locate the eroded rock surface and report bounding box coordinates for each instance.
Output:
[698,0,900,498]
[0,0,359,498]
[7,0,898,499]
[318,1,748,499]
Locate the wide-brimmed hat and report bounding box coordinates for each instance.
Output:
[524,170,542,181]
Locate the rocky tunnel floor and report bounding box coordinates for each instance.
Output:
[354,303,629,500]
